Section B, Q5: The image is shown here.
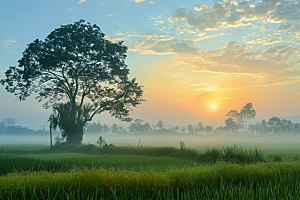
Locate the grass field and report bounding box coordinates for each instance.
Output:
[1,142,300,199]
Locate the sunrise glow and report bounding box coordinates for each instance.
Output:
[1,0,300,128]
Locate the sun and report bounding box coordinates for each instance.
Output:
[211,104,216,109]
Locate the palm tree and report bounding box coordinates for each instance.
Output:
[110,123,119,134]
[102,124,110,134]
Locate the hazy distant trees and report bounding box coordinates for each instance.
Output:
[171,125,180,133]
[102,124,110,134]
[0,122,5,133]
[180,127,186,133]
[128,119,153,133]
[0,117,47,135]
[187,124,194,134]
[195,122,205,134]
[205,125,213,134]
[224,118,239,132]
[2,118,17,128]
[0,20,144,144]
[156,120,164,130]
[226,102,256,131]
[83,113,299,136]
[248,117,300,135]
[110,123,119,134]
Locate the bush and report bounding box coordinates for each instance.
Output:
[222,145,265,164]
[51,143,265,165]
[199,148,222,163]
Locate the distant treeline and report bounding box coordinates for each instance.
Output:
[85,116,300,135]
[1,116,299,136]
[0,118,48,136]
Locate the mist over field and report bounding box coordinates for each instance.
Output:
[1,131,300,153]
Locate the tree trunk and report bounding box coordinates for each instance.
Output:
[65,123,84,144]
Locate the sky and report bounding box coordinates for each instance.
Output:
[1,0,300,130]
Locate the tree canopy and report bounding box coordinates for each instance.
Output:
[1,20,144,143]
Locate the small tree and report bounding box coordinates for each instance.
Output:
[97,136,106,148]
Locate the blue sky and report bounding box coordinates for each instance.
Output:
[1,0,300,129]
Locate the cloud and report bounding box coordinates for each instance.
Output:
[2,39,17,45]
[131,32,201,55]
[190,82,219,91]
[244,35,292,45]
[169,0,300,31]
[115,31,125,36]
[175,40,300,89]
[134,0,144,2]
[2,40,19,53]
[109,38,126,42]
[78,0,86,4]
[184,33,225,42]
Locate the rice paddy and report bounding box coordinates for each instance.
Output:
[1,143,300,199]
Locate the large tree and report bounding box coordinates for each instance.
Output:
[1,20,144,144]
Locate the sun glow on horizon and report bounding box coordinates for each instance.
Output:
[211,104,216,109]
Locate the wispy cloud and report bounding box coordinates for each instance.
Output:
[176,40,300,90]
[184,33,225,42]
[78,0,86,4]
[2,39,19,53]
[132,32,201,55]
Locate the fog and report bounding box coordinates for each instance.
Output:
[1,132,300,153]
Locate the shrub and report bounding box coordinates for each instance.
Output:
[222,145,265,164]
[199,148,222,163]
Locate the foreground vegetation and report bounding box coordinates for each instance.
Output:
[1,144,300,199]
[1,162,300,199]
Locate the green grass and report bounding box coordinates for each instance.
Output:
[0,153,201,175]
[0,144,50,153]
[1,162,300,199]
[1,143,300,199]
